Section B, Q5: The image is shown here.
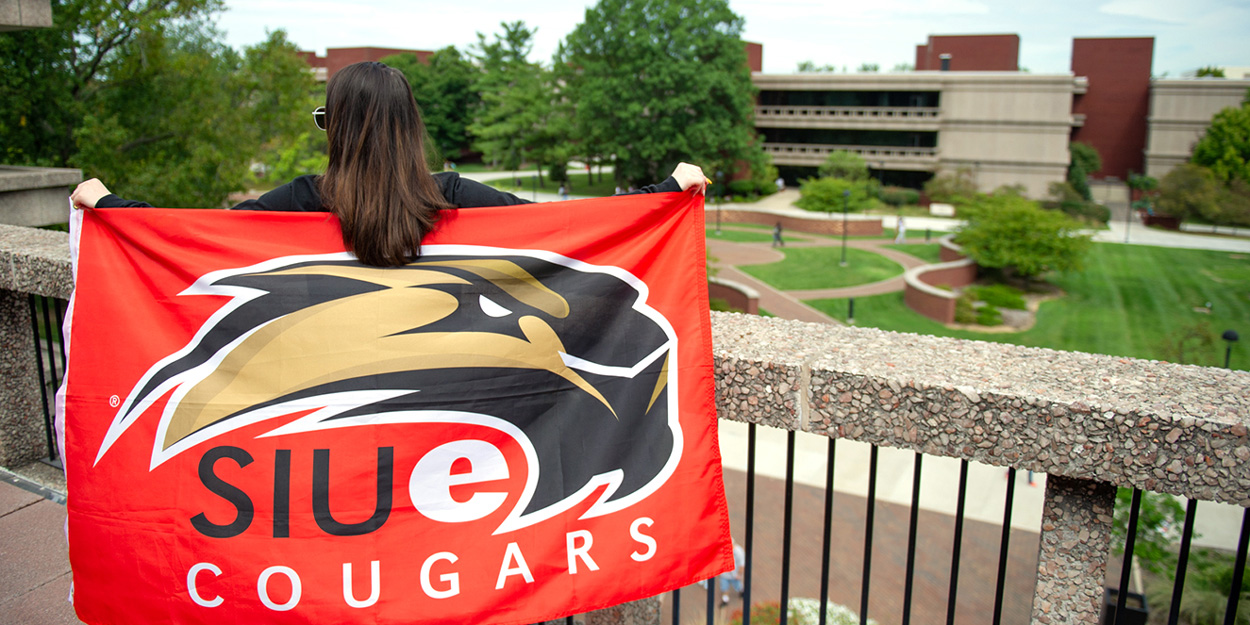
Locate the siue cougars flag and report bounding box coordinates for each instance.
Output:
[60,190,731,625]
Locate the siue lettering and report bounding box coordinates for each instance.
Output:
[192,441,508,538]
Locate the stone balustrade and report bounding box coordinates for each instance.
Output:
[1,224,1248,624]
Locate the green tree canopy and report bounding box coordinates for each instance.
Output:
[469,21,566,182]
[1156,162,1250,227]
[955,195,1092,281]
[818,150,869,181]
[1191,101,1250,186]
[1067,141,1102,200]
[1,1,318,207]
[556,0,761,186]
[384,46,480,162]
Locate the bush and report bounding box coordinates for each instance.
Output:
[728,179,758,197]
[966,284,1026,310]
[1144,548,1250,625]
[976,305,1003,326]
[795,177,878,213]
[879,186,920,207]
[954,194,1092,282]
[924,167,978,205]
[818,150,869,181]
[954,293,977,324]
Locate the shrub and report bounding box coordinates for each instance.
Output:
[1144,548,1250,625]
[966,284,1026,310]
[728,179,758,198]
[879,186,920,207]
[976,305,1003,326]
[924,167,978,205]
[954,292,977,324]
[955,194,1092,282]
[818,150,869,181]
[795,177,878,213]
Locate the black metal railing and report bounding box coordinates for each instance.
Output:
[664,422,1249,625]
[27,294,67,467]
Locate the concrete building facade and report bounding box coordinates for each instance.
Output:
[756,34,1247,197]
[754,71,1079,198]
[1145,78,1250,178]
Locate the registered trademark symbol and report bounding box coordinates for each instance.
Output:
[109,395,120,408]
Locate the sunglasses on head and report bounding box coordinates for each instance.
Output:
[312,106,327,131]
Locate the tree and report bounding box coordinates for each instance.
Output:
[954,195,1092,283]
[923,167,978,205]
[469,22,566,183]
[556,0,761,187]
[1191,101,1250,186]
[890,63,914,72]
[0,0,225,166]
[384,46,480,162]
[856,63,879,73]
[1195,65,1226,78]
[1067,141,1102,200]
[795,177,877,214]
[1,1,317,208]
[797,61,837,73]
[818,150,869,181]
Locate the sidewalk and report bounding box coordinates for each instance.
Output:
[0,475,77,625]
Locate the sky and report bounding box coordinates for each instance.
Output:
[214,0,1250,77]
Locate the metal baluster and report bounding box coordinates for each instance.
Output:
[780,430,796,625]
[860,445,879,625]
[1167,499,1199,625]
[1114,489,1143,625]
[671,588,681,625]
[41,297,59,387]
[901,453,923,625]
[818,439,837,625]
[27,295,54,459]
[945,461,970,625]
[743,423,757,625]
[1224,507,1250,625]
[993,468,1018,625]
[707,571,717,625]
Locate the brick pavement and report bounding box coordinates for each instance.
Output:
[663,468,1040,625]
[0,479,78,625]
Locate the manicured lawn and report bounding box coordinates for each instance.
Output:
[488,172,618,197]
[706,228,802,243]
[806,244,1250,370]
[885,243,943,263]
[739,246,904,290]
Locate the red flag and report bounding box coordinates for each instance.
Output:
[61,192,731,624]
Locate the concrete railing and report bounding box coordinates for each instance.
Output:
[763,143,939,171]
[2,224,1249,624]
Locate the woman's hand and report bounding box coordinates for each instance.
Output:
[670,162,708,194]
[71,178,112,209]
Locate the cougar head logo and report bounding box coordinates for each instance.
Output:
[94,245,681,533]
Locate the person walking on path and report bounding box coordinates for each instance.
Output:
[773,221,784,247]
[894,217,907,244]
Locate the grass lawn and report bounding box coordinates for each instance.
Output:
[885,243,943,263]
[805,244,1250,370]
[488,172,617,197]
[739,247,904,290]
[706,229,802,243]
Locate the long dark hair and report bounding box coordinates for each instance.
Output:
[317,61,451,267]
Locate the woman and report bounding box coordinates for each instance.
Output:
[71,61,707,267]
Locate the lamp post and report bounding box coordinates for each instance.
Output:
[840,189,850,267]
[716,171,724,234]
[1223,329,1240,369]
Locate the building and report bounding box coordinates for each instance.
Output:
[754,34,1249,197]
[1146,78,1250,178]
[299,46,434,82]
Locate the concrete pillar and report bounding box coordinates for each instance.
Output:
[0,289,47,466]
[1030,475,1117,624]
